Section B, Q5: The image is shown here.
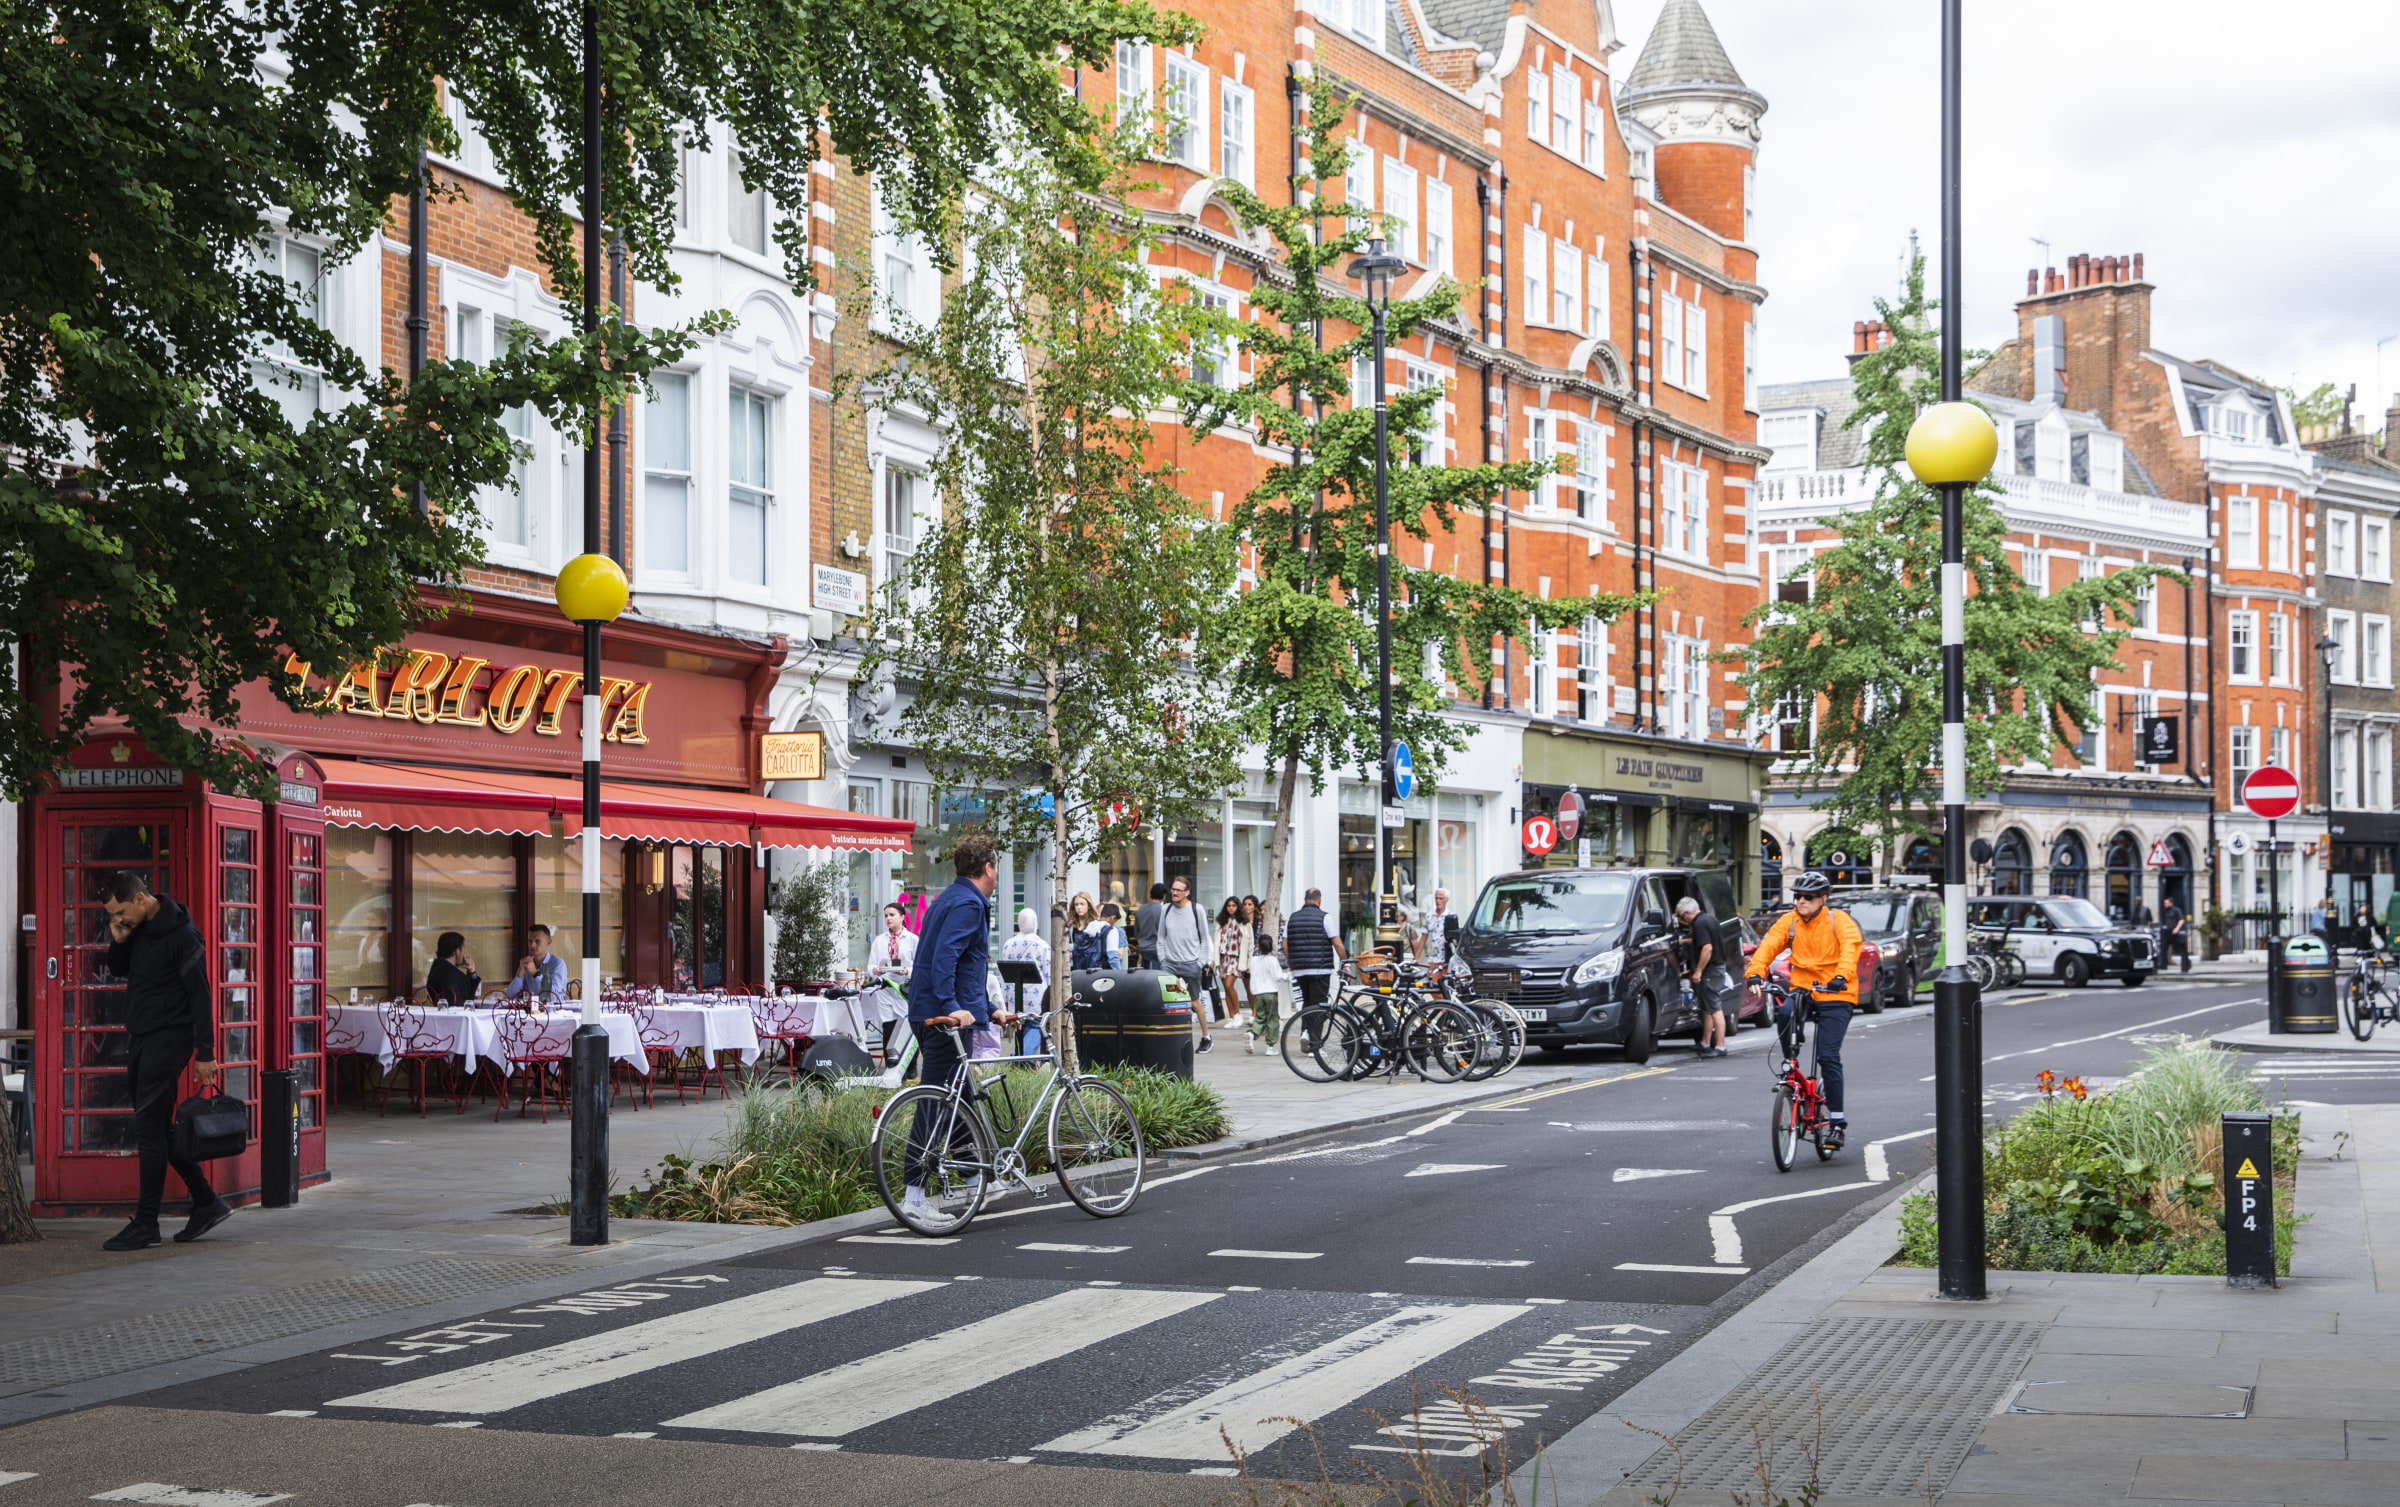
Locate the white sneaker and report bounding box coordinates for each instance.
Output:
[902,1185,931,1216]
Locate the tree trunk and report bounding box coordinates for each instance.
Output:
[0,1095,39,1244]
[1262,747,1303,942]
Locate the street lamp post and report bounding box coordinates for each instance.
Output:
[2320,632,2341,933]
[561,0,629,1248]
[1902,0,2001,1304]
[1348,237,1408,951]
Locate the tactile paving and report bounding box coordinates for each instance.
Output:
[1626,1316,2042,1496]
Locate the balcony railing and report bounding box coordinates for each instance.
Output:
[1752,465,2207,545]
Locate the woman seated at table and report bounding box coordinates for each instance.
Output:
[426,931,481,1007]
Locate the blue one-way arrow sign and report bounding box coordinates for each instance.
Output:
[1389,742,1415,801]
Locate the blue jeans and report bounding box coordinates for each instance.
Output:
[1776,1000,1854,1116]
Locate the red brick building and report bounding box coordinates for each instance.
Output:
[822,0,1777,937]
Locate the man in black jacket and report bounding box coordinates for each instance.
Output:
[101,871,231,1250]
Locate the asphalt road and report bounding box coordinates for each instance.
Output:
[4,976,2377,1507]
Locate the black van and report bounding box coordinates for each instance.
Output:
[1453,867,1756,1062]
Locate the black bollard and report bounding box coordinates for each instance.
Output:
[570,1024,611,1246]
[2223,1111,2275,1289]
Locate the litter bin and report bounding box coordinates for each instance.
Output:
[2267,933,2335,1033]
[1069,969,1195,1079]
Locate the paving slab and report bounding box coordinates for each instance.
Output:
[2343,1421,2400,1460]
[2036,1325,2230,1358]
[2244,1383,2400,1419]
[1979,1412,2343,1459]
[2131,1452,2400,1505]
[2007,1381,2254,1418]
[2017,1352,2262,1387]
[2051,1301,2332,1334]
[1946,1443,2140,1497]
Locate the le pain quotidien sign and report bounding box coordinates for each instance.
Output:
[1616,755,1705,790]
[278,650,654,745]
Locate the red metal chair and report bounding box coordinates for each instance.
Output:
[494,1010,577,1122]
[620,999,681,1107]
[322,1012,368,1116]
[376,1002,463,1117]
[749,995,814,1084]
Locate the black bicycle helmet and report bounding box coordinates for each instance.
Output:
[1791,870,1833,898]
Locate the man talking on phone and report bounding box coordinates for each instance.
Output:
[100,871,233,1250]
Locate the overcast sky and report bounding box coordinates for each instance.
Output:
[1610,0,2400,426]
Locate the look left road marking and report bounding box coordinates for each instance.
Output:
[329,1277,940,1414]
[665,1286,1218,1437]
[89,1490,291,1506]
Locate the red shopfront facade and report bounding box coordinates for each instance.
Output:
[25,593,908,1216]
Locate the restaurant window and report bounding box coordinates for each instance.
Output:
[326,827,393,998]
[409,832,516,999]
[644,371,693,574]
[534,836,626,984]
[670,845,730,990]
[728,386,773,586]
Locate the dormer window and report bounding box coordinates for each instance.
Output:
[2214,399,2259,444]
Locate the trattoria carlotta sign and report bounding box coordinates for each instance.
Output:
[280,650,653,745]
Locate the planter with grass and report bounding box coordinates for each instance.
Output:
[1895,1041,2301,1277]
[612,1064,1229,1226]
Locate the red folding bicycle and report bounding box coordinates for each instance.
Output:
[1761,976,1844,1171]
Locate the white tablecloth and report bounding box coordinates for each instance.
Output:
[651,993,870,1046]
[328,1004,646,1075]
[643,1002,762,1066]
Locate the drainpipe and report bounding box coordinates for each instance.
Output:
[607,229,627,564]
[1496,170,1512,709]
[1478,173,1495,708]
[408,143,430,516]
[2203,546,2220,921]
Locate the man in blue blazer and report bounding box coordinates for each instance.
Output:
[904,832,1014,1212]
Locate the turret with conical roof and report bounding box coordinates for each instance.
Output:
[1620,0,1764,242]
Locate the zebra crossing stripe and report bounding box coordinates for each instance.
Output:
[664,1286,1221,1437]
[1038,1303,1529,1460]
[328,1278,941,1414]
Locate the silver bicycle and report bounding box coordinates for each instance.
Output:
[869,1014,1146,1237]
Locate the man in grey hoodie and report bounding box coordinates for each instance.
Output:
[1153,875,1215,1052]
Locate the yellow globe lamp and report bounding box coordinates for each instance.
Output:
[555,552,629,625]
[1904,401,2001,486]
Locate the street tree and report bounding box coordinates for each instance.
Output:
[1737,256,2174,863]
[1191,74,1630,936]
[850,131,1244,1036]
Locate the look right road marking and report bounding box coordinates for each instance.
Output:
[1039,1303,1529,1460]
[329,1278,939,1414]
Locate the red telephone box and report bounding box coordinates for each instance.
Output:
[30,735,329,1214]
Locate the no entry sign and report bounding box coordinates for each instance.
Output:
[1556,790,1583,841]
[2241,765,2301,822]
[1523,814,1559,857]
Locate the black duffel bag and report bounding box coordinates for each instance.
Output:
[797,1035,878,1082]
[172,1091,250,1162]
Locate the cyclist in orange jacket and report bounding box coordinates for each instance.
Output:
[1745,870,1864,1147]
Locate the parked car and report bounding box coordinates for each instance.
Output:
[1453,866,1759,1062]
[1966,895,2156,987]
[1828,888,1941,1012]
[1762,934,1884,1012]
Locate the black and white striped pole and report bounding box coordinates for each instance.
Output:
[1903,0,1999,1303]
[560,0,629,1249]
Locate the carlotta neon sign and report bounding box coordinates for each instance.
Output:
[280,650,652,744]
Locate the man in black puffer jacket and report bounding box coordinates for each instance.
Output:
[100,870,231,1251]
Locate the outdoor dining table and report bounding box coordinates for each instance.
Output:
[614,998,764,1066]
[326,1002,646,1075]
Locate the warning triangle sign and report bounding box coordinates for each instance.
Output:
[2234,1157,2260,1179]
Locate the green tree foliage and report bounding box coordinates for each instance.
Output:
[852,129,1244,1021]
[0,0,1193,802]
[1193,75,1632,927]
[2283,381,2347,436]
[1737,257,2174,857]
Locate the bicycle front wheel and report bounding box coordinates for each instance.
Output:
[2347,976,2377,1041]
[1403,1001,1481,1083]
[1281,1006,1361,1082]
[1462,1002,1526,1081]
[1050,1077,1146,1217]
[2000,950,2027,988]
[872,1084,995,1236]
[1771,1083,1800,1172]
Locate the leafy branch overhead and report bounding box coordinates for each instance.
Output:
[1736,254,2177,851]
[1,0,1197,800]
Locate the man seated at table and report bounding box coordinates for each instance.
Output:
[505,923,570,1005]
[425,931,480,1007]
